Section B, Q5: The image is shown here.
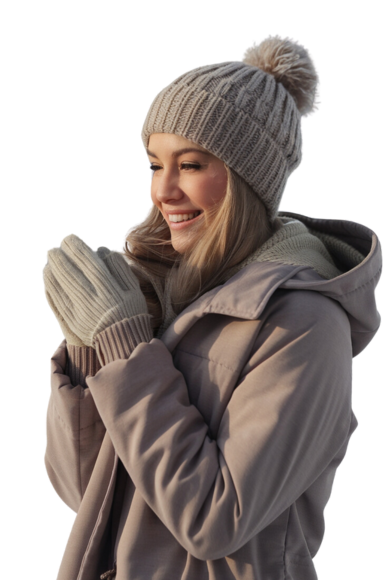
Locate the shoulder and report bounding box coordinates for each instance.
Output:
[236,289,354,429]
[263,288,350,335]
[247,288,353,373]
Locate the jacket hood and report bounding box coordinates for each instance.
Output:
[161,212,382,358]
[278,211,382,356]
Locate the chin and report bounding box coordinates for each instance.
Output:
[171,241,191,254]
[171,234,195,254]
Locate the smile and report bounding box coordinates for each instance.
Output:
[169,211,201,223]
[168,213,202,230]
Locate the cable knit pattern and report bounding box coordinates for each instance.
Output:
[234,217,342,279]
[142,37,321,222]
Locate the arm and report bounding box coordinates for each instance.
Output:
[86,291,354,560]
[43,237,151,511]
[45,341,106,512]
[45,294,153,513]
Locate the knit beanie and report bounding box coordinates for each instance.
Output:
[142,36,318,222]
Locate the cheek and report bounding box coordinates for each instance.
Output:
[215,171,228,199]
[196,175,227,209]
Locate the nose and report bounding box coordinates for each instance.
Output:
[153,170,184,204]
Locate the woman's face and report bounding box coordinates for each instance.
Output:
[148,133,228,254]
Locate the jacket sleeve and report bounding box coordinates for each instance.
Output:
[45,341,106,512]
[43,313,153,513]
[86,291,354,560]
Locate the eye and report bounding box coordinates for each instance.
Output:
[181,163,200,169]
[148,163,201,178]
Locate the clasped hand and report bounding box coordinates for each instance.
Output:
[44,235,148,347]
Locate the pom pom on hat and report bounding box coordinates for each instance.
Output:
[240,34,321,119]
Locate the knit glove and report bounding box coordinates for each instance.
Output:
[43,235,150,348]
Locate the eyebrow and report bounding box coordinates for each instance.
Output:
[146,147,210,159]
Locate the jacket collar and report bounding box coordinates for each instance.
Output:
[161,214,382,357]
[161,262,303,352]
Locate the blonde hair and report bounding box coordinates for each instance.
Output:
[125,166,273,331]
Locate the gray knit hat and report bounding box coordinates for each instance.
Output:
[142,36,318,221]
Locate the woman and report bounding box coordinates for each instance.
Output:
[43,37,382,580]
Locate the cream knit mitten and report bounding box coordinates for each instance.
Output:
[44,235,152,354]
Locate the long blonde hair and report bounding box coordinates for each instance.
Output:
[125,166,273,330]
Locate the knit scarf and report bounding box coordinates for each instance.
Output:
[155,216,365,337]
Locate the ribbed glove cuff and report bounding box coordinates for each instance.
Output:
[66,344,102,387]
[95,314,153,365]
[65,314,153,383]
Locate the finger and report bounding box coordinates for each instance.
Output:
[47,249,126,337]
[46,247,96,296]
[96,247,120,284]
[42,258,98,328]
[110,253,142,292]
[97,246,137,290]
[45,273,95,346]
[60,234,104,279]
[61,236,123,303]
[45,290,85,346]
[96,246,110,260]
[44,264,81,328]
[97,250,125,289]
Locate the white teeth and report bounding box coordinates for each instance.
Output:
[169,212,199,223]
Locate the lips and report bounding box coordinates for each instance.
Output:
[166,210,203,230]
[165,209,202,216]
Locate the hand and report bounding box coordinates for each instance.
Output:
[43,235,149,347]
